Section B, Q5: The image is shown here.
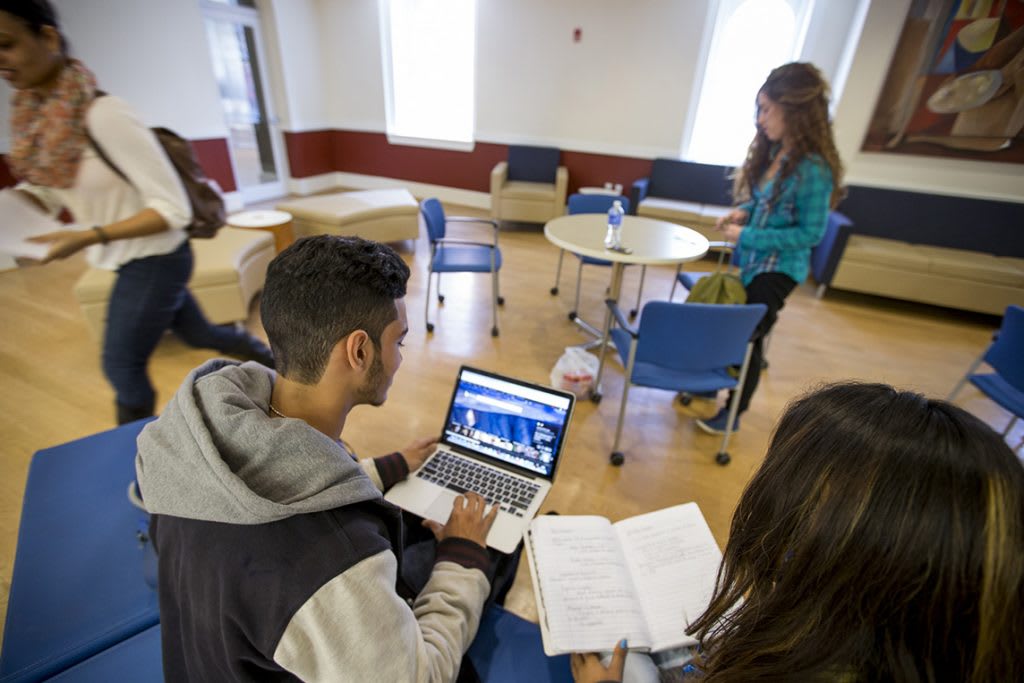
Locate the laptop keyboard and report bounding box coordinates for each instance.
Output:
[417,451,541,517]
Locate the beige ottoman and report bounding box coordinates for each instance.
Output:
[277,189,420,242]
[73,227,275,341]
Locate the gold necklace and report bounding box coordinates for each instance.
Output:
[268,403,288,419]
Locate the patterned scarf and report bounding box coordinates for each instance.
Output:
[8,59,97,189]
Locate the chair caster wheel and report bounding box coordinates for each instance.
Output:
[568,311,577,321]
[426,323,435,333]
[550,287,559,295]
[590,392,602,404]
[610,452,625,466]
[715,452,731,466]
[437,294,445,304]
[497,296,505,306]
[678,393,692,407]
[491,327,499,337]
[629,309,638,319]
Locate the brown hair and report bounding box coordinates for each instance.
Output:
[688,382,1024,682]
[732,62,845,209]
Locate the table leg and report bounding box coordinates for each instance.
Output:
[592,263,625,402]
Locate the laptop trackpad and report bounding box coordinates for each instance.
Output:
[425,491,456,525]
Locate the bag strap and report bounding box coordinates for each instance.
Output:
[86,91,130,184]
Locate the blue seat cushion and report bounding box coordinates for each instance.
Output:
[506,145,560,184]
[432,245,502,273]
[610,328,739,394]
[678,271,712,290]
[0,420,159,683]
[467,605,572,682]
[46,625,163,683]
[971,373,1024,418]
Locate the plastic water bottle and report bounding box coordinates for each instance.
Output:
[604,200,624,249]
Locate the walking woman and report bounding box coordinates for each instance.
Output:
[697,62,844,434]
[2,0,273,424]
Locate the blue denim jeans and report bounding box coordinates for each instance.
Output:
[102,240,256,418]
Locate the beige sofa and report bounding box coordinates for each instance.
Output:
[635,198,730,241]
[73,227,274,341]
[277,189,420,242]
[831,235,1024,316]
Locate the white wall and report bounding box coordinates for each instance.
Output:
[3,0,1021,204]
[54,0,225,139]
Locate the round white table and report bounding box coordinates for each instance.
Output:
[227,209,295,254]
[544,214,709,399]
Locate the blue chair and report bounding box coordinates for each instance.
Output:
[668,240,736,302]
[605,300,766,466]
[810,211,853,298]
[0,420,158,683]
[421,198,504,338]
[947,305,1024,447]
[550,194,647,320]
[669,210,853,301]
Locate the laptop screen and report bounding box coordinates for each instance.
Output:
[441,367,575,479]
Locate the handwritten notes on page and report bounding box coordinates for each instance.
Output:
[529,516,651,654]
[526,503,722,655]
[614,502,722,651]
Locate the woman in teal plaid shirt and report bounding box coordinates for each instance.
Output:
[697,62,844,435]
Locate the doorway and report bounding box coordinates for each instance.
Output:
[201,0,286,203]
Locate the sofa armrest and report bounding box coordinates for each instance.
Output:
[554,165,569,213]
[630,178,649,216]
[490,161,508,195]
[811,211,853,286]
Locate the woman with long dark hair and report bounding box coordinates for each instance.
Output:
[697,62,844,434]
[1,0,273,424]
[572,382,1024,682]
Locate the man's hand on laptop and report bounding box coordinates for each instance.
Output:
[422,492,499,548]
[399,436,439,473]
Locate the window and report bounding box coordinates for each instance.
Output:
[684,0,812,166]
[379,0,476,149]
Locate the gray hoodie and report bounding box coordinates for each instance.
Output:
[136,360,491,682]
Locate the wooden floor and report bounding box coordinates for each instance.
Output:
[0,201,1017,642]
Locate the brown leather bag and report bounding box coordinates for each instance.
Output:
[87,96,226,239]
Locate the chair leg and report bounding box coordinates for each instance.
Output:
[717,341,756,466]
[630,265,647,319]
[1002,415,1018,437]
[424,271,434,333]
[815,283,827,299]
[437,273,444,303]
[669,264,682,301]
[610,342,639,466]
[570,261,584,321]
[551,249,564,295]
[947,350,987,401]
[491,269,500,337]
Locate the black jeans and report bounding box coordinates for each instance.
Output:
[730,272,797,415]
[103,240,262,420]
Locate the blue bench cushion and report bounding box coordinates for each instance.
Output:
[467,605,572,682]
[0,420,158,683]
[46,625,162,683]
[647,159,732,206]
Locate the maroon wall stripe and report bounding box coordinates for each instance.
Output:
[282,129,660,196]
[2,138,237,195]
[284,130,336,178]
[191,138,237,194]
[0,156,15,188]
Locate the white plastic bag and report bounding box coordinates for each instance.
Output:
[550,346,599,399]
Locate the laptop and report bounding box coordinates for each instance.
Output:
[386,366,575,554]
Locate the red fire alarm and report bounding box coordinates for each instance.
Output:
[573,27,582,42]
